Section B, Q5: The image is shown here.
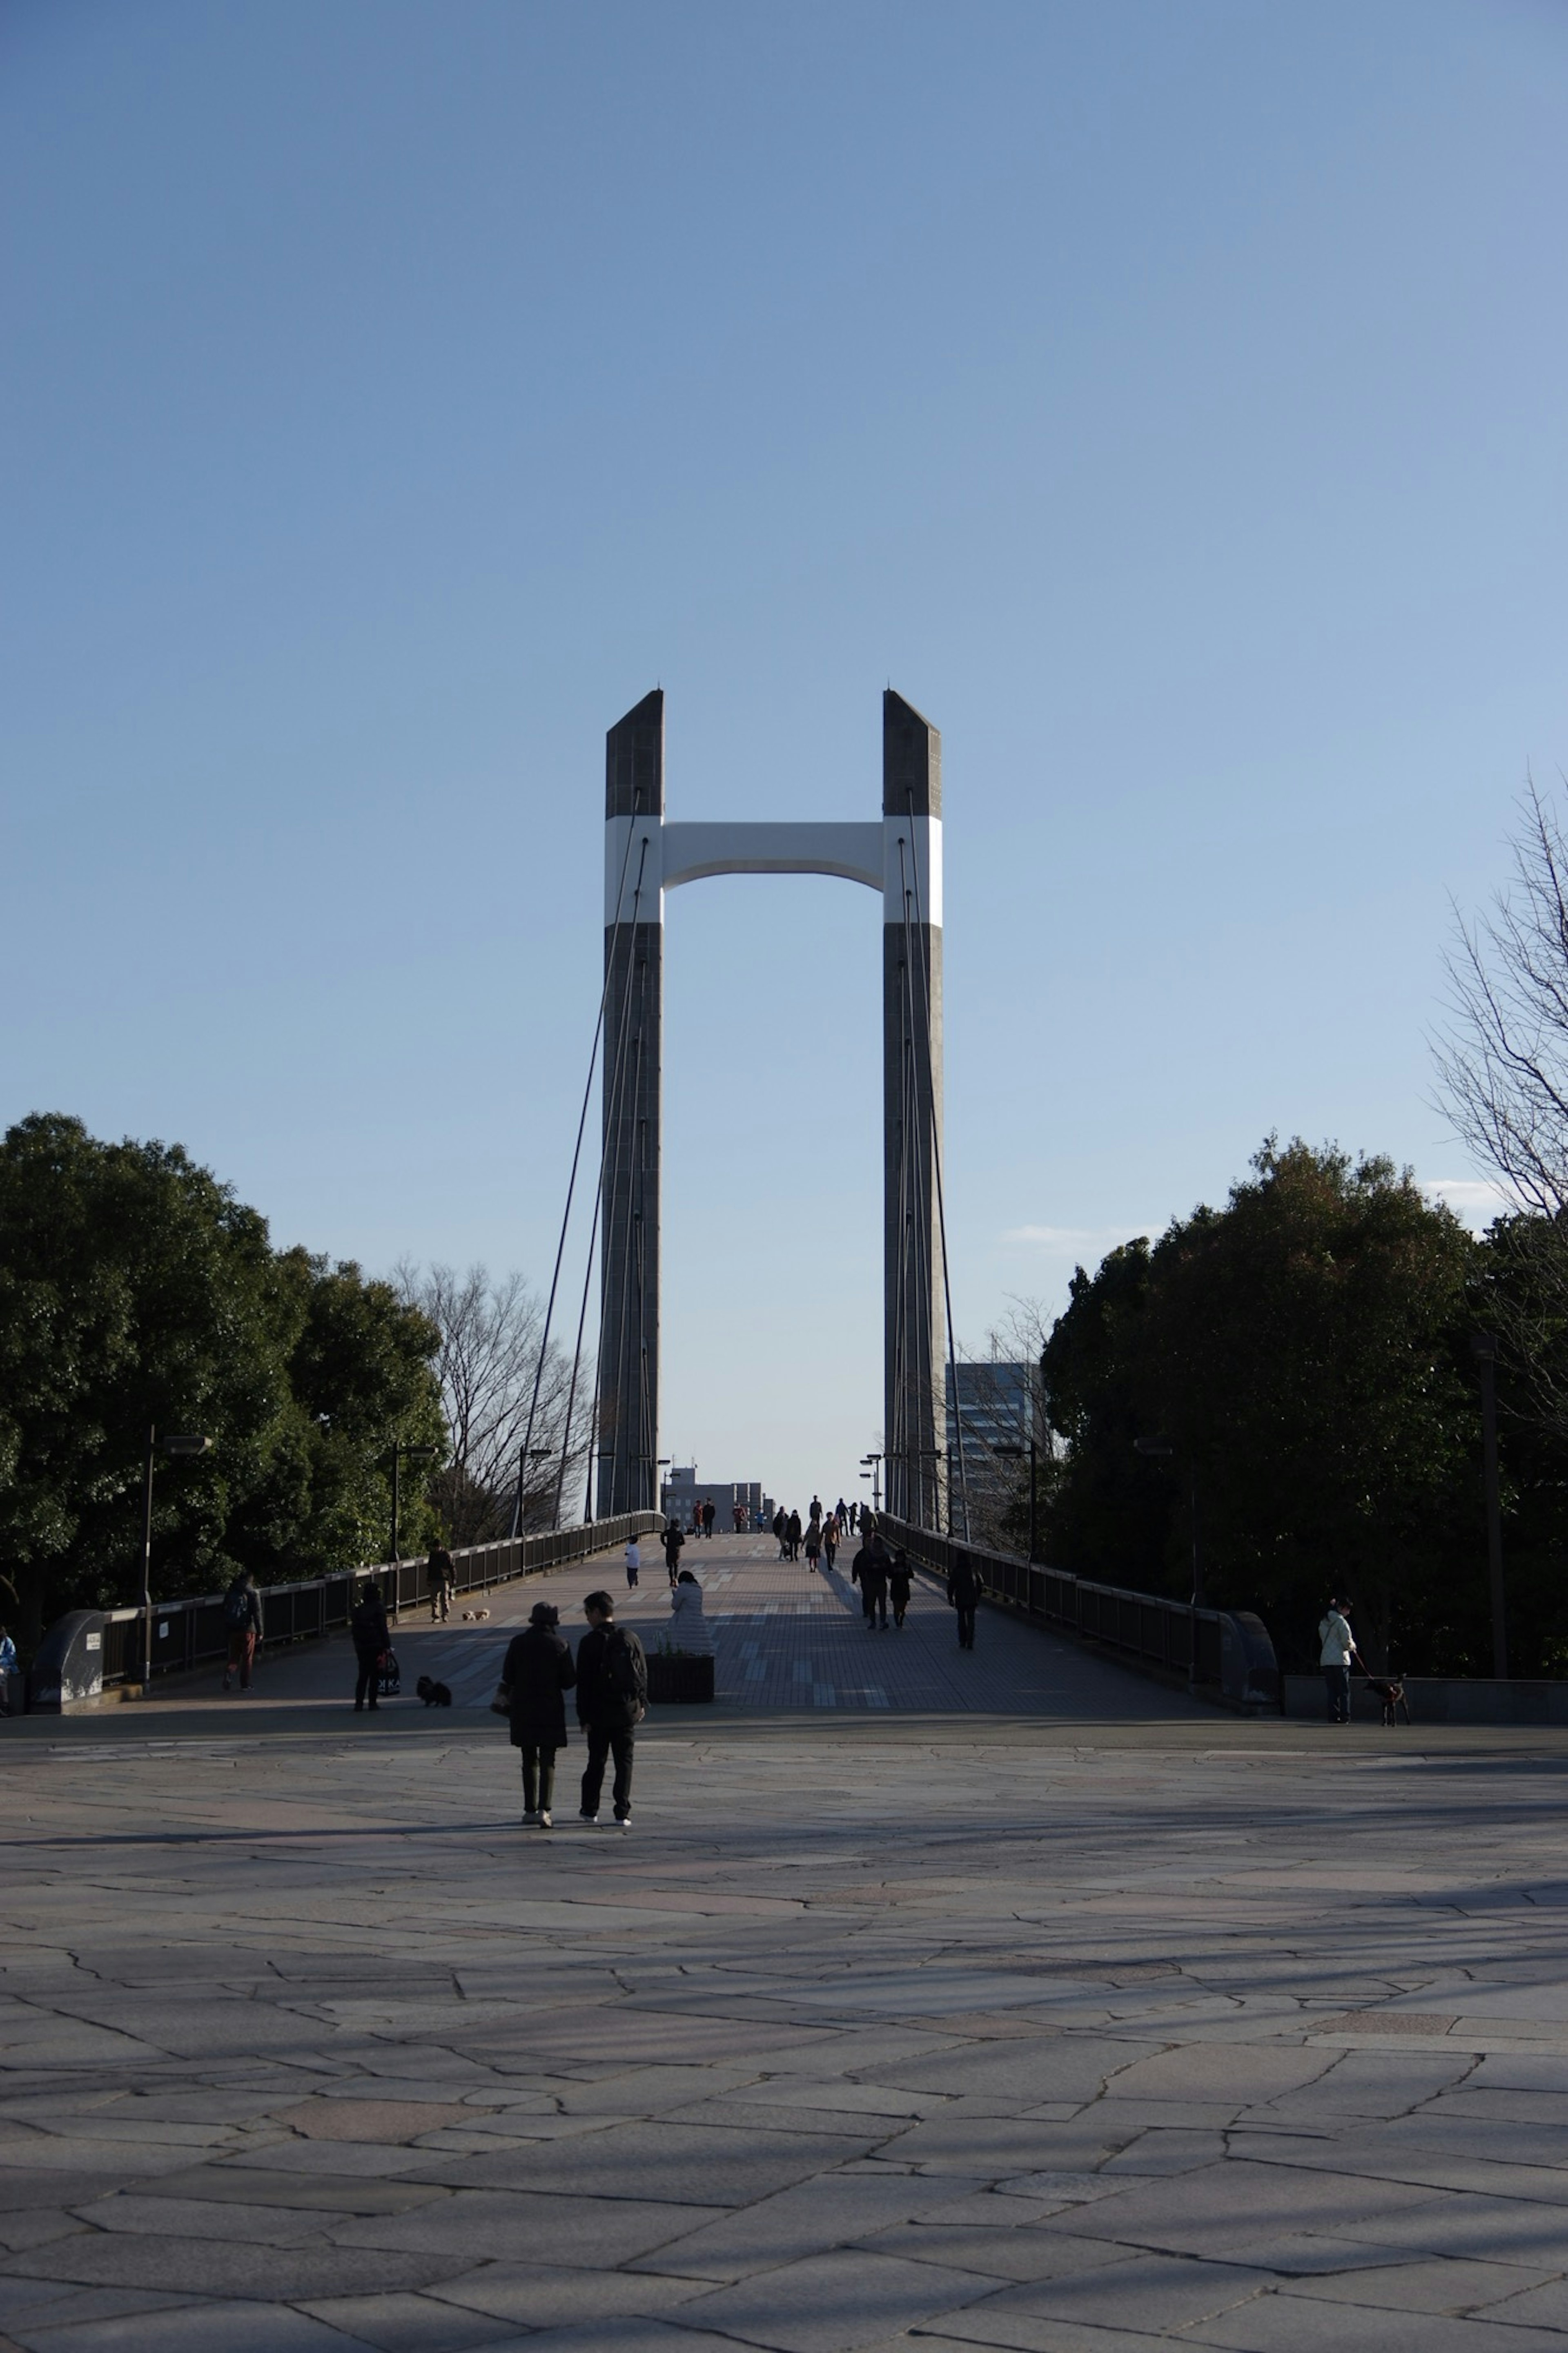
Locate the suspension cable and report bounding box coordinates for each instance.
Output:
[511,790,644,1535]
[555,832,650,1527]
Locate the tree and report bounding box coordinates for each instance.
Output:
[1042,1142,1481,1672]
[0,1115,446,1642]
[395,1262,584,1539]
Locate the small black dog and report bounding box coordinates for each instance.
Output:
[416,1675,452,1708]
[1364,1675,1409,1727]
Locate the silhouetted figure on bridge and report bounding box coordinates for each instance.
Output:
[702,1498,716,1539]
[663,1520,685,1587]
[947,1556,984,1650]
[889,1551,912,1630]
[773,1508,788,1558]
[853,1536,890,1630]
[786,1509,802,1561]
[576,1592,647,1829]
[822,1515,839,1573]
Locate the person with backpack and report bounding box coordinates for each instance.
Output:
[500,1600,577,1827]
[575,1591,647,1827]
[221,1569,263,1693]
[351,1580,390,1713]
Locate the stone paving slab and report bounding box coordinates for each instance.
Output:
[9,1542,1568,2344]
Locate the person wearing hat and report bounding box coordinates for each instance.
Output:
[499,1601,577,1827]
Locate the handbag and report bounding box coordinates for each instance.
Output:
[490,1681,512,1717]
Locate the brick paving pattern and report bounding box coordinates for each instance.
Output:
[7,1536,1568,2348]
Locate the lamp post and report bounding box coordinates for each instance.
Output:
[1470,1333,1508,1679]
[387,1441,440,1569]
[657,1458,672,1519]
[994,1439,1038,1563]
[515,1446,557,1537]
[141,1428,213,1692]
[1136,1436,1202,1690]
[860,1454,882,1514]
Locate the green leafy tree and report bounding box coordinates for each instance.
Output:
[1042,1141,1482,1671]
[0,1114,445,1644]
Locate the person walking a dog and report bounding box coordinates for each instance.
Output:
[501,1600,577,1828]
[575,1591,648,1828]
[427,1541,456,1623]
[350,1580,390,1713]
[1319,1597,1364,1724]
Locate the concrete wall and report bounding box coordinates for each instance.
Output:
[1284,1673,1568,1726]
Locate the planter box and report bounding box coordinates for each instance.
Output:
[646,1652,715,1705]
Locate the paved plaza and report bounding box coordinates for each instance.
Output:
[6,1539,1568,2350]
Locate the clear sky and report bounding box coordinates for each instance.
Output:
[4,1,1566,1517]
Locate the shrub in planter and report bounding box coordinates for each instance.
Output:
[646,1648,715,1704]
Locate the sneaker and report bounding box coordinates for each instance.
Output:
[522,1810,541,1826]
[579,1812,600,1826]
[615,1815,632,1830]
[539,1810,553,1829]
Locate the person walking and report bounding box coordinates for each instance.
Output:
[220,1569,263,1693]
[0,1624,20,1716]
[351,1580,390,1712]
[575,1592,648,1828]
[624,1537,641,1590]
[663,1519,685,1587]
[848,1501,858,1533]
[804,1516,822,1573]
[836,1497,848,1529]
[702,1498,716,1541]
[773,1507,789,1559]
[669,1568,715,1654]
[947,1554,983,1650]
[427,1541,456,1623]
[1319,1597,1363,1724]
[822,1515,839,1574]
[852,1535,890,1630]
[889,1550,913,1630]
[501,1600,577,1827]
[786,1508,802,1562]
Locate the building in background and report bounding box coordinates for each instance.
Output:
[946,1361,1035,1544]
[661,1465,769,1529]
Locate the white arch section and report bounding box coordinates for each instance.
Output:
[605,815,941,925]
[663,819,882,894]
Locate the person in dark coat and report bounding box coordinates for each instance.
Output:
[888,1551,913,1630]
[948,1556,984,1650]
[773,1508,788,1559]
[852,1537,890,1630]
[428,1542,456,1622]
[351,1581,390,1712]
[502,1601,577,1827]
[221,1570,264,1693]
[786,1509,803,1562]
[575,1590,648,1828]
[662,1519,685,1587]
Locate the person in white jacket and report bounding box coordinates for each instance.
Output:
[1319,1597,1363,1724]
[668,1570,715,1655]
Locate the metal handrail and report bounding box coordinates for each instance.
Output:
[98,1512,665,1689]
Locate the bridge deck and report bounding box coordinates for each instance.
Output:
[95,1532,1209,1726]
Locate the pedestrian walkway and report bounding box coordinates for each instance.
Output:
[95,1533,1205,1726]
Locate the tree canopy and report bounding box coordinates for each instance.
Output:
[1040,1140,1504,1674]
[0,1114,445,1642]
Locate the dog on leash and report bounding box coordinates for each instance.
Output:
[1364,1676,1409,1727]
[416,1675,453,1707]
[460,1607,491,1623]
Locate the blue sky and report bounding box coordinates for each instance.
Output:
[4,1,1565,1513]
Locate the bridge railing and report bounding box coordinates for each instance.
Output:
[97,1512,666,1691]
[877,1515,1280,1715]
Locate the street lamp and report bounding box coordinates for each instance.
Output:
[860,1454,882,1513]
[657,1458,672,1518]
[386,1441,441,1567]
[993,1440,1038,1563]
[1470,1333,1508,1679]
[141,1427,213,1692]
[515,1446,557,1537]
